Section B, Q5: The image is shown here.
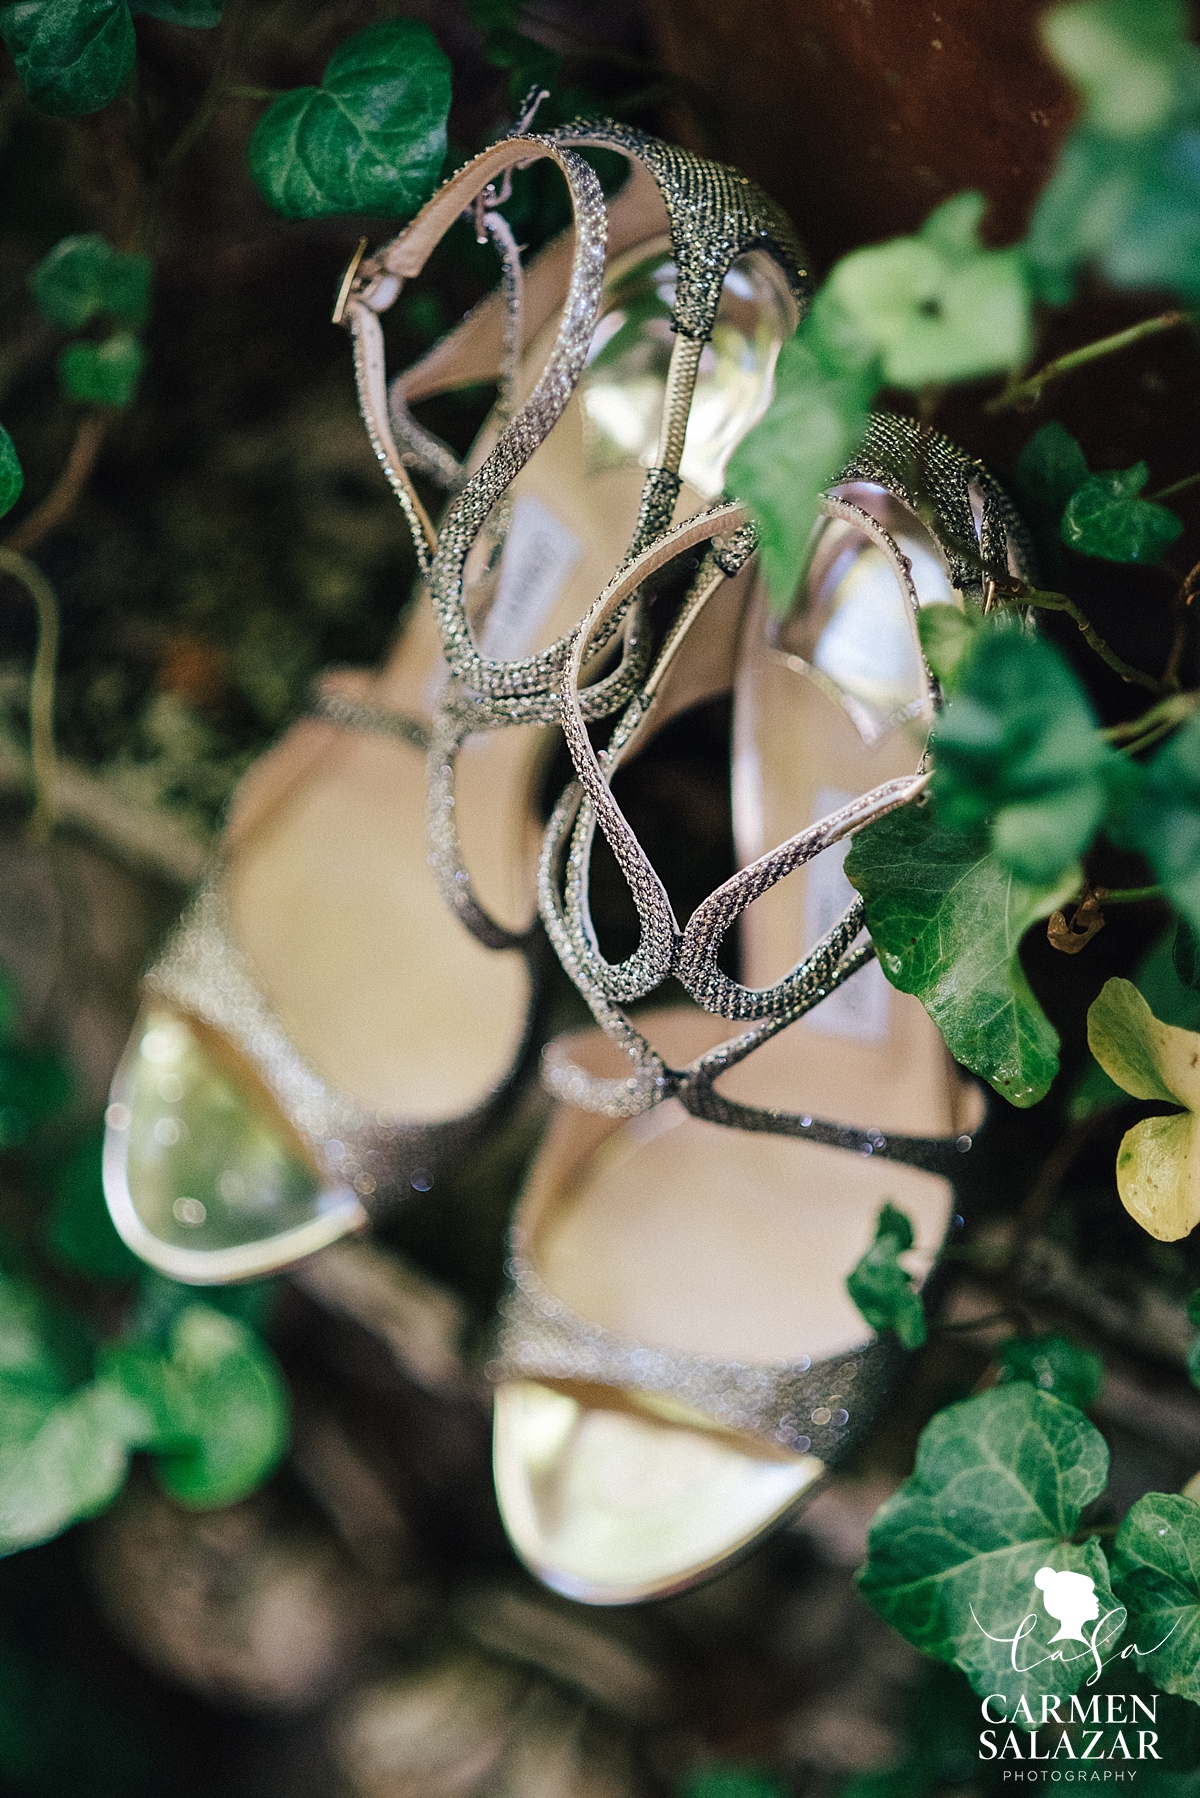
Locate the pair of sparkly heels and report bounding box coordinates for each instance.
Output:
[103,120,1030,1602]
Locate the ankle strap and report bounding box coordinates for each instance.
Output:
[345,132,609,577]
[344,121,810,722]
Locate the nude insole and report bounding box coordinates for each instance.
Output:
[540,1103,949,1363]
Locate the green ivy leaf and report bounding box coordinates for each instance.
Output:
[930,625,1121,888]
[915,604,981,700]
[1042,0,1195,138]
[821,192,1033,389]
[1061,461,1184,563]
[1029,2,1200,302]
[0,0,135,116]
[102,1304,288,1507]
[0,1268,76,1406]
[724,325,874,608]
[858,1384,1117,1708]
[58,332,143,407]
[1015,420,1091,512]
[0,426,22,520]
[0,1262,285,1550]
[844,801,1070,1107]
[0,1261,135,1552]
[29,234,151,330]
[1125,712,1200,938]
[155,1307,288,1506]
[678,1773,788,1798]
[846,1203,927,1349]
[1175,917,1200,992]
[1110,1492,1200,1701]
[995,1333,1104,1410]
[1030,124,1200,304]
[247,19,451,220]
[130,0,222,23]
[43,1138,142,1283]
[1187,1289,1200,1389]
[1012,422,1090,572]
[0,1379,140,1552]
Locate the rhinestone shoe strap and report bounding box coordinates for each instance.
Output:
[535,504,950,1171]
[837,411,1037,601]
[347,121,811,717]
[493,1234,903,1460]
[537,414,1036,1164]
[349,135,654,734]
[385,206,526,496]
[548,416,1035,1025]
[423,682,540,952]
[552,500,928,1012]
[346,133,608,581]
[306,682,430,753]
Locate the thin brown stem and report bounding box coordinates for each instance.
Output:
[1102,689,1200,754]
[5,414,107,557]
[1020,586,1164,691]
[937,1309,1034,1335]
[986,309,1194,414]
[149,0,272,239]
[1098,884,1163,904]
[1102,692,1198,739]
[90,107,150,254]
[219,85,282,103]
[0,548,60,838]
[518,7,727,152]
[1001,1117,1103,1284]
[1151,469,1200,502]
[1164,594,1189,693]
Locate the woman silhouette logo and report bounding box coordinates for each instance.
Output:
[1034,1567,1100,1642]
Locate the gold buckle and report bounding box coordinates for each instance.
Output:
[331,237,369,327]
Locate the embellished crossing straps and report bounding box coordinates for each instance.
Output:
[537,413,1037,1172]
[343,121,810,723]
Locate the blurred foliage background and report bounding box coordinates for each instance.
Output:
[3,1,1200,1795]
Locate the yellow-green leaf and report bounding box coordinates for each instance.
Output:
[1087,976,1200,1239]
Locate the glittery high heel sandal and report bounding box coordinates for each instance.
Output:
[490,414,1035,1604]
[103,125,807,1284]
